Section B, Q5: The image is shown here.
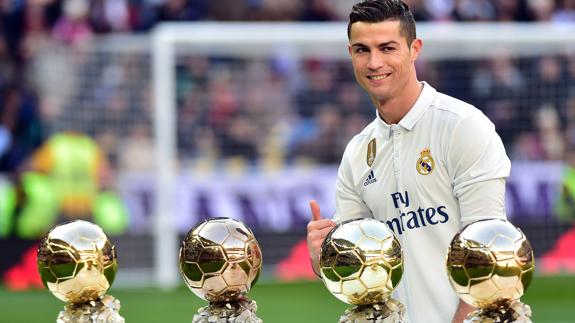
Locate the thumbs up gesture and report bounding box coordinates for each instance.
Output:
[306,200,336,276]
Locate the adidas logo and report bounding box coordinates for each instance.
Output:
[364,170,377,186]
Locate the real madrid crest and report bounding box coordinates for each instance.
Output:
[367,138,376,167]
[416,148,435,175]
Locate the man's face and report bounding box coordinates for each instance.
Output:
[348,20,421,102]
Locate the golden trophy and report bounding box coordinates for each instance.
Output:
[37,220,123,322]
[319,218,405,322]
[446,219,534,322]
[179,217,263,323]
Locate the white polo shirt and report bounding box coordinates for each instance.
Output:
[333,82,511,323]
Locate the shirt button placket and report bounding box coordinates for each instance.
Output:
[392,126,401,179]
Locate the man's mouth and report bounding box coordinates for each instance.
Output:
[367,73,391,81]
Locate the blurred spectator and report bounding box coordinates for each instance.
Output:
[291,104,345,164]
[0,0,25,65]
[252,0,302,21]
[155,0,209,22]
[207,65,239,135]
[553,0,575,22]
[424,0,455,21]
[510,132,546,160]
[90,0,132,33]
[403,0,432,21]
[336,81,373,120]
[0,84,43,172]
[569,53,575,88]
[494,0,532,21]
[527,0,555,21]
[528,57,569,126]
[453,0,497,21]
[13,131,128,237]
[219,112,259,162]
[287,60,338,159]
[471,55,526,146]
[566,98,575,148]
[535,104,565,160]
[435,60,474,103]
[299,0,339,21]
[209,0,249,20]
[177,87,207,160]
[0,32,15,90]
[295,59,338,119]
[118,122,155,172]
[52,0,93,46]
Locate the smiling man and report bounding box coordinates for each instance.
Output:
[306,1,512,322]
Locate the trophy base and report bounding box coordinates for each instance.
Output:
[57,295,125,323]
[192,298,262,323]
[464,300,532,323]
[339,298,406,323]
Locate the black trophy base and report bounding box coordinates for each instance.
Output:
[339,298,406,323]
[192,298,262,323]
[464,300,532,323]
[57,295,125,323]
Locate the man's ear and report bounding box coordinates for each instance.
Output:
[410,38,423,62]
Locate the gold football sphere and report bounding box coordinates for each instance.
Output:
[320,218,403,305]
[37,220,118,304]
[446,219,534,308]
[179,217,263,302]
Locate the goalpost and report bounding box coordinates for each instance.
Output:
[150,22,575,289]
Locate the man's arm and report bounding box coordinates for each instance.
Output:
[452,300,474,323]
[447,112,510,321]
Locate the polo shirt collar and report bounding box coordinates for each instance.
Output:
[376,82,436,139]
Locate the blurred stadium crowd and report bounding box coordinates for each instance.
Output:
[1,0,575,173]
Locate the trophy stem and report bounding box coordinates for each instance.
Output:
[192,297,263,323]
[464,300,532,323]
[338,298,406,323]
[57,295,125,323]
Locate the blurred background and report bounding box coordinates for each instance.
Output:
[1,0,575,322]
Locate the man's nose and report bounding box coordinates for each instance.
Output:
[367,52,384,70]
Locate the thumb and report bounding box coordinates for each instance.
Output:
[309,200,322,221]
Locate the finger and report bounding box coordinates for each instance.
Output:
[309,226,336,244]
[307,218,336,232]
[310,200,322,221]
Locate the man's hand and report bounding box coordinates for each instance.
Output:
[452,299,474,323]
[306,200,336,276]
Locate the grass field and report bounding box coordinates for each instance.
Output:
[1,275,574,322]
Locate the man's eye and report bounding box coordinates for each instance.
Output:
[356,48,368,53]
[382,47,394,52]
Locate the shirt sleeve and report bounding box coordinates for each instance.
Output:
[447,111,511,225]
[334,146,372,223]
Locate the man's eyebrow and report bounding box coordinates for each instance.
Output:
[378,41,399,47]
[351,41,399,48]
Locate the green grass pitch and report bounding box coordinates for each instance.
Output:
[1,275,574,322]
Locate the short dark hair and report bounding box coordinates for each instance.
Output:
[347,0,416,45]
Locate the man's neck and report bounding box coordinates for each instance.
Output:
[375,79,423,125]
